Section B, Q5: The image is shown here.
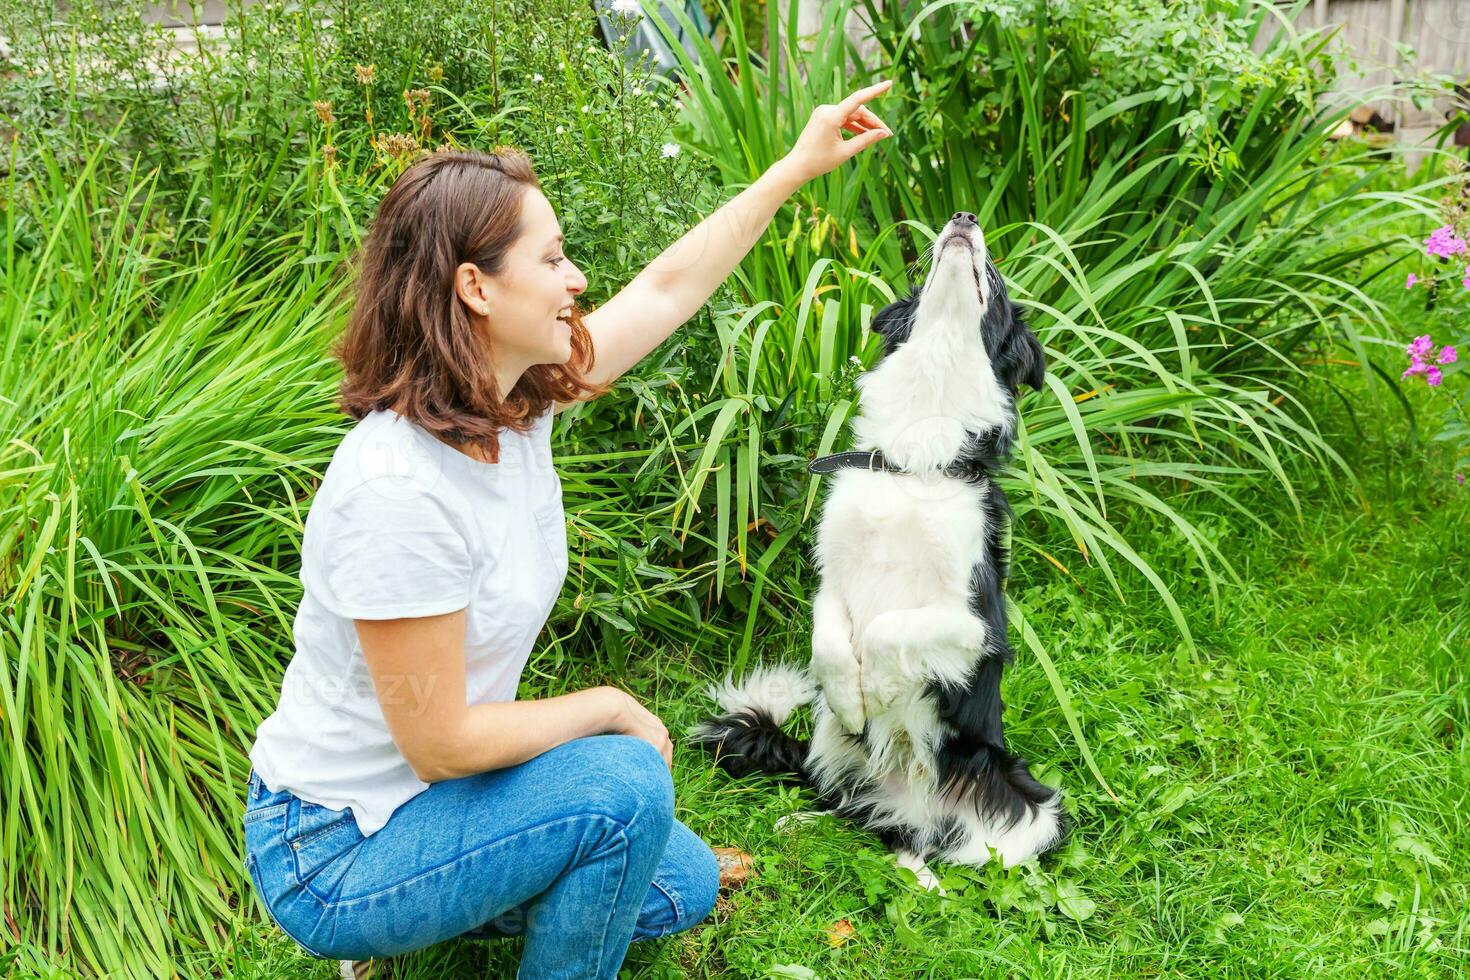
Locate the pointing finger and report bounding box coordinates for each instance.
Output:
[835,78,893,118]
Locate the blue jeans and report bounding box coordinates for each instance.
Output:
[242,734,720,978]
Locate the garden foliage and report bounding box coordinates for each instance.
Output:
[0,0,1457,973]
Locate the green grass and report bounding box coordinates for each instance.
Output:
[124,363,1468,980]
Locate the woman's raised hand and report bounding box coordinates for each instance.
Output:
[780,79,894,185]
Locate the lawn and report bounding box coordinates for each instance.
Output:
[198,368,1469,979]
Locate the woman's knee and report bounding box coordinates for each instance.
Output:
[560,734,673,834]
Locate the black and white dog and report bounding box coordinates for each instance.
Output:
[692,213,1067,884]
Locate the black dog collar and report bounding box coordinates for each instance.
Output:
[807,449,991,481]
[807,449,906,475]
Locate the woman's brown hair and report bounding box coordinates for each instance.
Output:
[334,146,610,462]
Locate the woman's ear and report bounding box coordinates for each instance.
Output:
[455,261,491,315]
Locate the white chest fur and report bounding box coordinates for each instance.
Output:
[849,320,1012,472]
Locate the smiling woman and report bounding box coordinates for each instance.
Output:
[242,78,893,978]
[335,147,611,466]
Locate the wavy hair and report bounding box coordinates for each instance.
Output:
[334,146,609,461]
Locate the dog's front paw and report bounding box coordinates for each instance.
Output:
[824,687,867,735]
[812,631,864,734]
[859,613,912,711]
[813,657,866,734]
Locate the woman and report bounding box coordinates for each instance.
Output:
[241,81,892,978]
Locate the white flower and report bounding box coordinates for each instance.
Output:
[631,86,642,96]
[661,142,679,158]
[532,72,543,83]
[581,105,590,114]
[849,355,862,365]
[610,0,641,16]
[555,125,564,134]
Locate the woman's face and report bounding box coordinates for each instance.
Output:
[457,186,588,378]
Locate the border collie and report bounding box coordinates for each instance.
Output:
[691,212,1068,884]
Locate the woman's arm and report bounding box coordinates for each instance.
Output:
[564,80,894,403]
[572,160,804,394]
[354,609,673,780]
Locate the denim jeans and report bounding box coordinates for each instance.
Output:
[242,734,719,978]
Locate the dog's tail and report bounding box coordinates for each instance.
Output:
[688,663,816,782]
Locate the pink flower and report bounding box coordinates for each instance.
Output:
[1464,265,1470,291]
[1406,272,1418,288]
[1458,472,1467,486]
[1425,225,1469,258]
[1400,335,1458,384]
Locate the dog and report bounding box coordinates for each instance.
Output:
[691,212,1068,886]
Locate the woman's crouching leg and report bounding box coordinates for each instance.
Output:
[629,818,721,942]
[463,817,719,946]
[514,735,675,977]
[256,733,674,975]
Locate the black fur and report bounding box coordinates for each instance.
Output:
[690,712,932,855]
[693,709,808,783]
[925,481,1056,834]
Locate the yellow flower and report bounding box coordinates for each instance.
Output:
[354,63,376,85]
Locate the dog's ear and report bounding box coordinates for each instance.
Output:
[1000,306,1047,396]
[983,263,1047,396]
[869,287,918,356]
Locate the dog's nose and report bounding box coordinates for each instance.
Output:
[952,212,977,226]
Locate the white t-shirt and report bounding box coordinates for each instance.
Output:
[247,405,567,836]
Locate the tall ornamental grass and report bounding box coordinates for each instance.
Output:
[640,0,1411,637]
[612,0,1425,754]
[1,142,356,973]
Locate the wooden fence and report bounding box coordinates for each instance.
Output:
[1255,0,1470,140]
